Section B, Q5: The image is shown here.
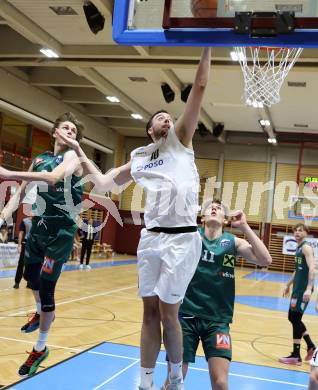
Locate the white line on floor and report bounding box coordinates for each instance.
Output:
[0,336,82,352]
[92,359,140,390]
[2,284,137,318]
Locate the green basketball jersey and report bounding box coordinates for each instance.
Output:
[32,151,83,223]
[180,228,237,323]
[292,241,309,295]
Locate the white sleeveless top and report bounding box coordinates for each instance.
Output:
[130,126,200,229]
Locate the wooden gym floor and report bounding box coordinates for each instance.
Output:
[0,255,317,388]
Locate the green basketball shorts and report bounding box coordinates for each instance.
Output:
[25,217,77,281]
[180,315,232,362]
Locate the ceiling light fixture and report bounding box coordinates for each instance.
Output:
[40,48,59,58]
[230,50,245,61]
[106,96,120,103]
[252,101,263,108]
[259,119,271,127]
[131,113,143,120]
[246,99,263,108]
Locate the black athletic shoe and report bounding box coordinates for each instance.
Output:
[18,347,49,377]
[279,354,302,365]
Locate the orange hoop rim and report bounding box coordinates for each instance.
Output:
[303,214,315,223]
[247,46,301,52]
[236,46,303,54]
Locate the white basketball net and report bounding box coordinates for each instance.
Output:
[301,206,316,227]
[303,213,314,227]
[234,46,303,107]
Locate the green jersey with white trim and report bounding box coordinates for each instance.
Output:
[293,241,309,295]
[32,151,83,223]
[180,229,237,323]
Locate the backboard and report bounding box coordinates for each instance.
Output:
[288,195,318,222]
[113,0,318,47]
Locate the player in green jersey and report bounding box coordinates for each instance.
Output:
[0,112,84,377]
[279,223,316,366]
[162,199,272,390]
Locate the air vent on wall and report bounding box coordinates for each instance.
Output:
[287,81,306,87]
[49,6,78,15]
[129,77,148,82]
[294,124,309,128]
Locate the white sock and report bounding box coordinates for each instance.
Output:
[36,302,41,314]
[140,366,154,388]
[169,361,183,381]
[34,331,48,352]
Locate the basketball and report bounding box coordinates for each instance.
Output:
[191,0,218,18]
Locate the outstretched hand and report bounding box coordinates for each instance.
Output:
[229,210,248,229]
[283,285,290,297]
[55,128,80,151]
[303,288,312,302]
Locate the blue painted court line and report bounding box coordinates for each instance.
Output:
[236,295,318,315]
[5,342,309,390]
[0,269,16,279]
[244,271,291,283]
[0,259,137,279]
[62,259,137,272]
[244,271,318,285]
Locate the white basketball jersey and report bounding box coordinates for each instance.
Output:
[130,126,200,229]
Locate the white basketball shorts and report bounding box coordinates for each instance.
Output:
[137,228,201,304]
[311,348,318,367]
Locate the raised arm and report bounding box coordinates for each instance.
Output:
[0,150,82,186]
[233,211,272,267]
[175,48,211,148]
[303,244,316,302]
[0,163,33,227]
[54,128,132,191]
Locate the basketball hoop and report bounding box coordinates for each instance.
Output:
[301,203,316,226]
[303,212,314,227]
[234,46,303,107]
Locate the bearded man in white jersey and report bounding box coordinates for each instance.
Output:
[56,48,211,390]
